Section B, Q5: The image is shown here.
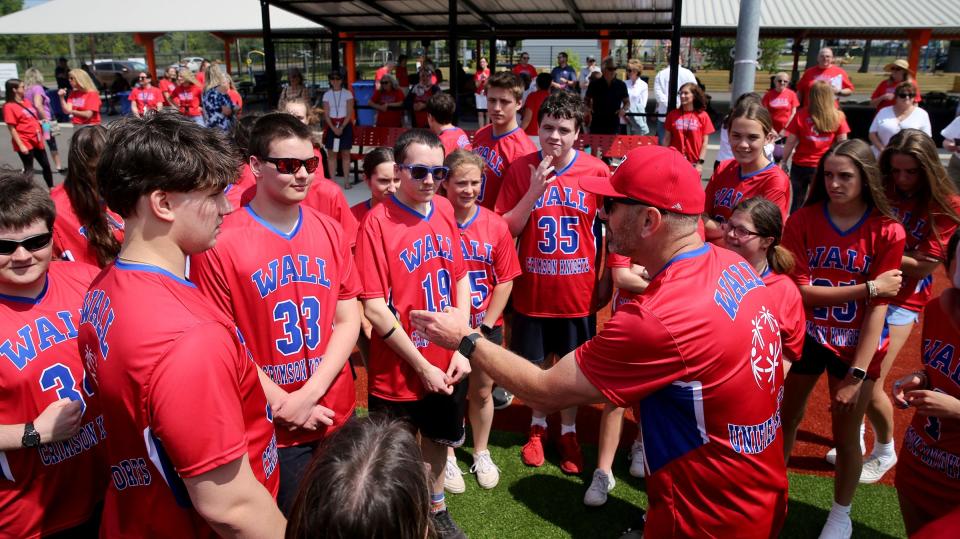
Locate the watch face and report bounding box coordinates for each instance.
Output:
[23,428,40,448]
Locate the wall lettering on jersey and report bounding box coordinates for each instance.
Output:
[712,187,744,213]
[399,234,455,273]
[79,289,115,361]
[38,414,106,466]
[534,185,591,215]
[806,246,873,275]
[713,262,766,320]
[251,255,332,299]
[1,311,79,371]
[890,208,927,244]
[460,238,494,266]
[473,145,504,178]
[110,457,153,490]
[923,338,960,386]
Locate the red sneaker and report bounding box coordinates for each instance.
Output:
[558,432,583,475]
[521,425,547,467]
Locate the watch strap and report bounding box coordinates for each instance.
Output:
[457,332,482,360]
[22,421,40,448]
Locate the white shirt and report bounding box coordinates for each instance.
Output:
[868,105,932,156]
[624,77,648,124]
[654,65,697,115]
[579,65,595,97]
[941,115,960,142]
[322,89,353,119]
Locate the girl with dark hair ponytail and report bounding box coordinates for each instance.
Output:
[723,197,804,372]
[50,125,123,266]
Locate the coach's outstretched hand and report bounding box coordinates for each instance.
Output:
[34,398,82,444]
[410,307,472,351]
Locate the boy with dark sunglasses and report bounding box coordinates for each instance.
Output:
[355,129,471,539]
[191,112,362,514]
[77,111,284,538]
[0,171,106,538]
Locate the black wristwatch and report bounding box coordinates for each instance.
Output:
[479,324,494,338]
[457,332,482,360]
[848,367,867,382]
[22,422,40,448]
[696,159,705,164]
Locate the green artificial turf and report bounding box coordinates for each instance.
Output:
[443,430,907,538]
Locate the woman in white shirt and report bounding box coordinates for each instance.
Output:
[623,59,649,135]
[869,81,931,157]
[322,71,355,189]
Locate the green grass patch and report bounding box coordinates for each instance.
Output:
[444,430,906,538]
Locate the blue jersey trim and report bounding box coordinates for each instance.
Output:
[390,194,434,221]
[651,243,711,280]
[114,260,196,288]
[0,275,49,304]
[245,205,303,240]
[458,206,481,230]
[823,203,871,237]
[640,380,709,474]
[491,126,521,141]
[739,161,776,181]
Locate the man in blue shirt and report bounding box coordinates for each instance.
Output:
[550,52,577,93]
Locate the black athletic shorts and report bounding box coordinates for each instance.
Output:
[509,312,596,365]
[789,336,878,380]
[368,379,469,447]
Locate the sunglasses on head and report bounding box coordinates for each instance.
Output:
[0,232,53,255]
[260,156,321,174]
[897,93,914,99]
[602,197,647,215]
[398,164,450,181]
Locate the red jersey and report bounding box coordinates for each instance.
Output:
[457,207,521,328]
[371,88,405,128]
[782,203,906,370]
[512,63,538,80]
[67,90,101,125]
[797,65,854,103]
[471,124,537,209]
[0,263,107,539]
[351,199,373,224]
[607,252,639,314]
[522,89,550,137]
[761,88,799,134]
[896,297,960,518]
[704,160,790,226]
[158,79,176,102]
[784,109,850,167]
[224,163,258,210]
[78,261,279,538]
[355,195,466,401]
[665,108,715,164]
[576,244,788,538]
[872,79,921,111]
[191,206,361,447]
[762,269,805,362]
[174,83,202,116]
[888,192,960,312]
[303,175,360,248]
[227,89,243,112]
[49,184,124,266]
[2,101,42,151]
[128,86,164,114]
[495,150,605,317]
[438,126,472,155]
[474,68,490,94]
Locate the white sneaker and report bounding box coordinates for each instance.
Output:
[859,454,897,483]
[628,440,646,478]
[444,456,466,494]
[583,469,616,507]
[817,514,852,539]
[825,442,867,466]
[470,450,500,489]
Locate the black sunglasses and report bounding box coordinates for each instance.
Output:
[602,197,647,215]
[260,156,321,175]
[896,93,914,99]
[0,232,53,255]
[398,164,450,181]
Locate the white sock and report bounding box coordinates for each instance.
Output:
[859,422,867,451]
[828,501,851,520]
[530,416,547,428]
[561,423,577,435]
[871,440,895,460]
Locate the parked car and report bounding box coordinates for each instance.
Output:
[93,60,148,88]
[168,57,205,73]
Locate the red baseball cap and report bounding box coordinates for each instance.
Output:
[579,146,704,215]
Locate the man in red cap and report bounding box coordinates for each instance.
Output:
[411,145,789,538]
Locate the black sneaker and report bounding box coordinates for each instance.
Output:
[431,510,467,539]
[491,386,514,410]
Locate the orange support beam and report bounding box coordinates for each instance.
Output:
[133,33,164,77]
[211,32,236,75]
[344,38,357,87]
[600,31,610,61]
[906,29,932,74]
